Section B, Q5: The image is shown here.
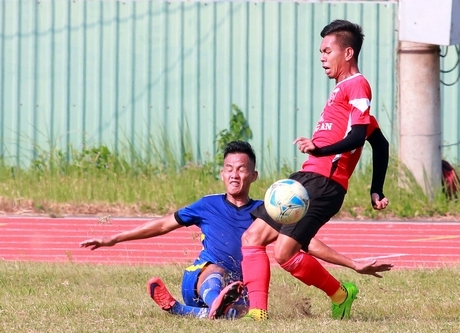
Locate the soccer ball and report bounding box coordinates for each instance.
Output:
[264,179,310,224]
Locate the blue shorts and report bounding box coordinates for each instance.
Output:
[182,258,209,307]
[181,258,248,308]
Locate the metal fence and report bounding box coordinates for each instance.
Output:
[0,1,458,172]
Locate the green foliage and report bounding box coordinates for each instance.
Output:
[0,126,459,218]
[30,144,126,177]
[77,145,113,170]
[215,104,253,165]
[0,140,224,215]
[1,262,459,332]
[344,152,460,219]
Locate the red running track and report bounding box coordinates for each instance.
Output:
[1,216,459,269]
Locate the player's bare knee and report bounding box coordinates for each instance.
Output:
[273,251,291,265]
[242,218,279,247]
[196,264,226,290]
[241,229,261,246]
[273,245,299,265]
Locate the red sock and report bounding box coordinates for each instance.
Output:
[280,252,340,296]
[241,246,270,310]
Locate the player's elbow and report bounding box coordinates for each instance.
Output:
[367,129,389,152]
[374,138,389,156]
[382,137,389,151]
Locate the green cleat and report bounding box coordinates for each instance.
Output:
[331,282,359,320]
[242,308,269,321]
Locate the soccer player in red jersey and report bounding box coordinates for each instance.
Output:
[241,20,390,320]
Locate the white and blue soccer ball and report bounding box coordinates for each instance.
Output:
[264,179,310,225]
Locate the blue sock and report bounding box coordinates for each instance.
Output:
[198,272,225,307]
[166,272,225,318]
[169,302,209,318]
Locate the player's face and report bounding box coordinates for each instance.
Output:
[221,153,258,200]
[319,34,352,81]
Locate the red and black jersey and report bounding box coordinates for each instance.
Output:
[301,74,372,190]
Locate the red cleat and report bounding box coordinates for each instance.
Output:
[147,277,177,311]
[208,281,244,319]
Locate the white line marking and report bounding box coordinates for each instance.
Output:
[409,236,459,242]
[354,254,409,261]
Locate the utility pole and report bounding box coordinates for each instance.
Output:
[398,0,460,197]
[398,41,442,198]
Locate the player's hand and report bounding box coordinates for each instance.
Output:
[79,237,116,250]
[353,260,393,278]
[371,193,389,210]
[293,137,316,154]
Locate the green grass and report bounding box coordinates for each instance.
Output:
[0,142,458,332]
[0,132,460,333]
[0,262,458,333]
[344,155,460,219]
[0,143,459,218]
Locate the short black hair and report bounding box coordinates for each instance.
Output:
[320,19,364,61]
[223,140,256,167]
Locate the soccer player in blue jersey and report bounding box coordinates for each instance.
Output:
[80,140,392,320]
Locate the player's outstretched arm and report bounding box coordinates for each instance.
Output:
[79,214,182,251]
[308,237,393,278]
[352,259,393,278]
[367,128,389,210]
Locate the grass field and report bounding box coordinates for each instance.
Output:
[1,143,459,332]
[1,262,459,333]
[0,147,459,219]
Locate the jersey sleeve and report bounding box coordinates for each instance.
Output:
[174,199,203,227]
[348,77,372,126]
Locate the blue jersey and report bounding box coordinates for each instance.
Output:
[174,194,263,280]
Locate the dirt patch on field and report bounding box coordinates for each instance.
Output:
[0,196,459,221]
[0,197,159,218]
[336,210,460,222]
